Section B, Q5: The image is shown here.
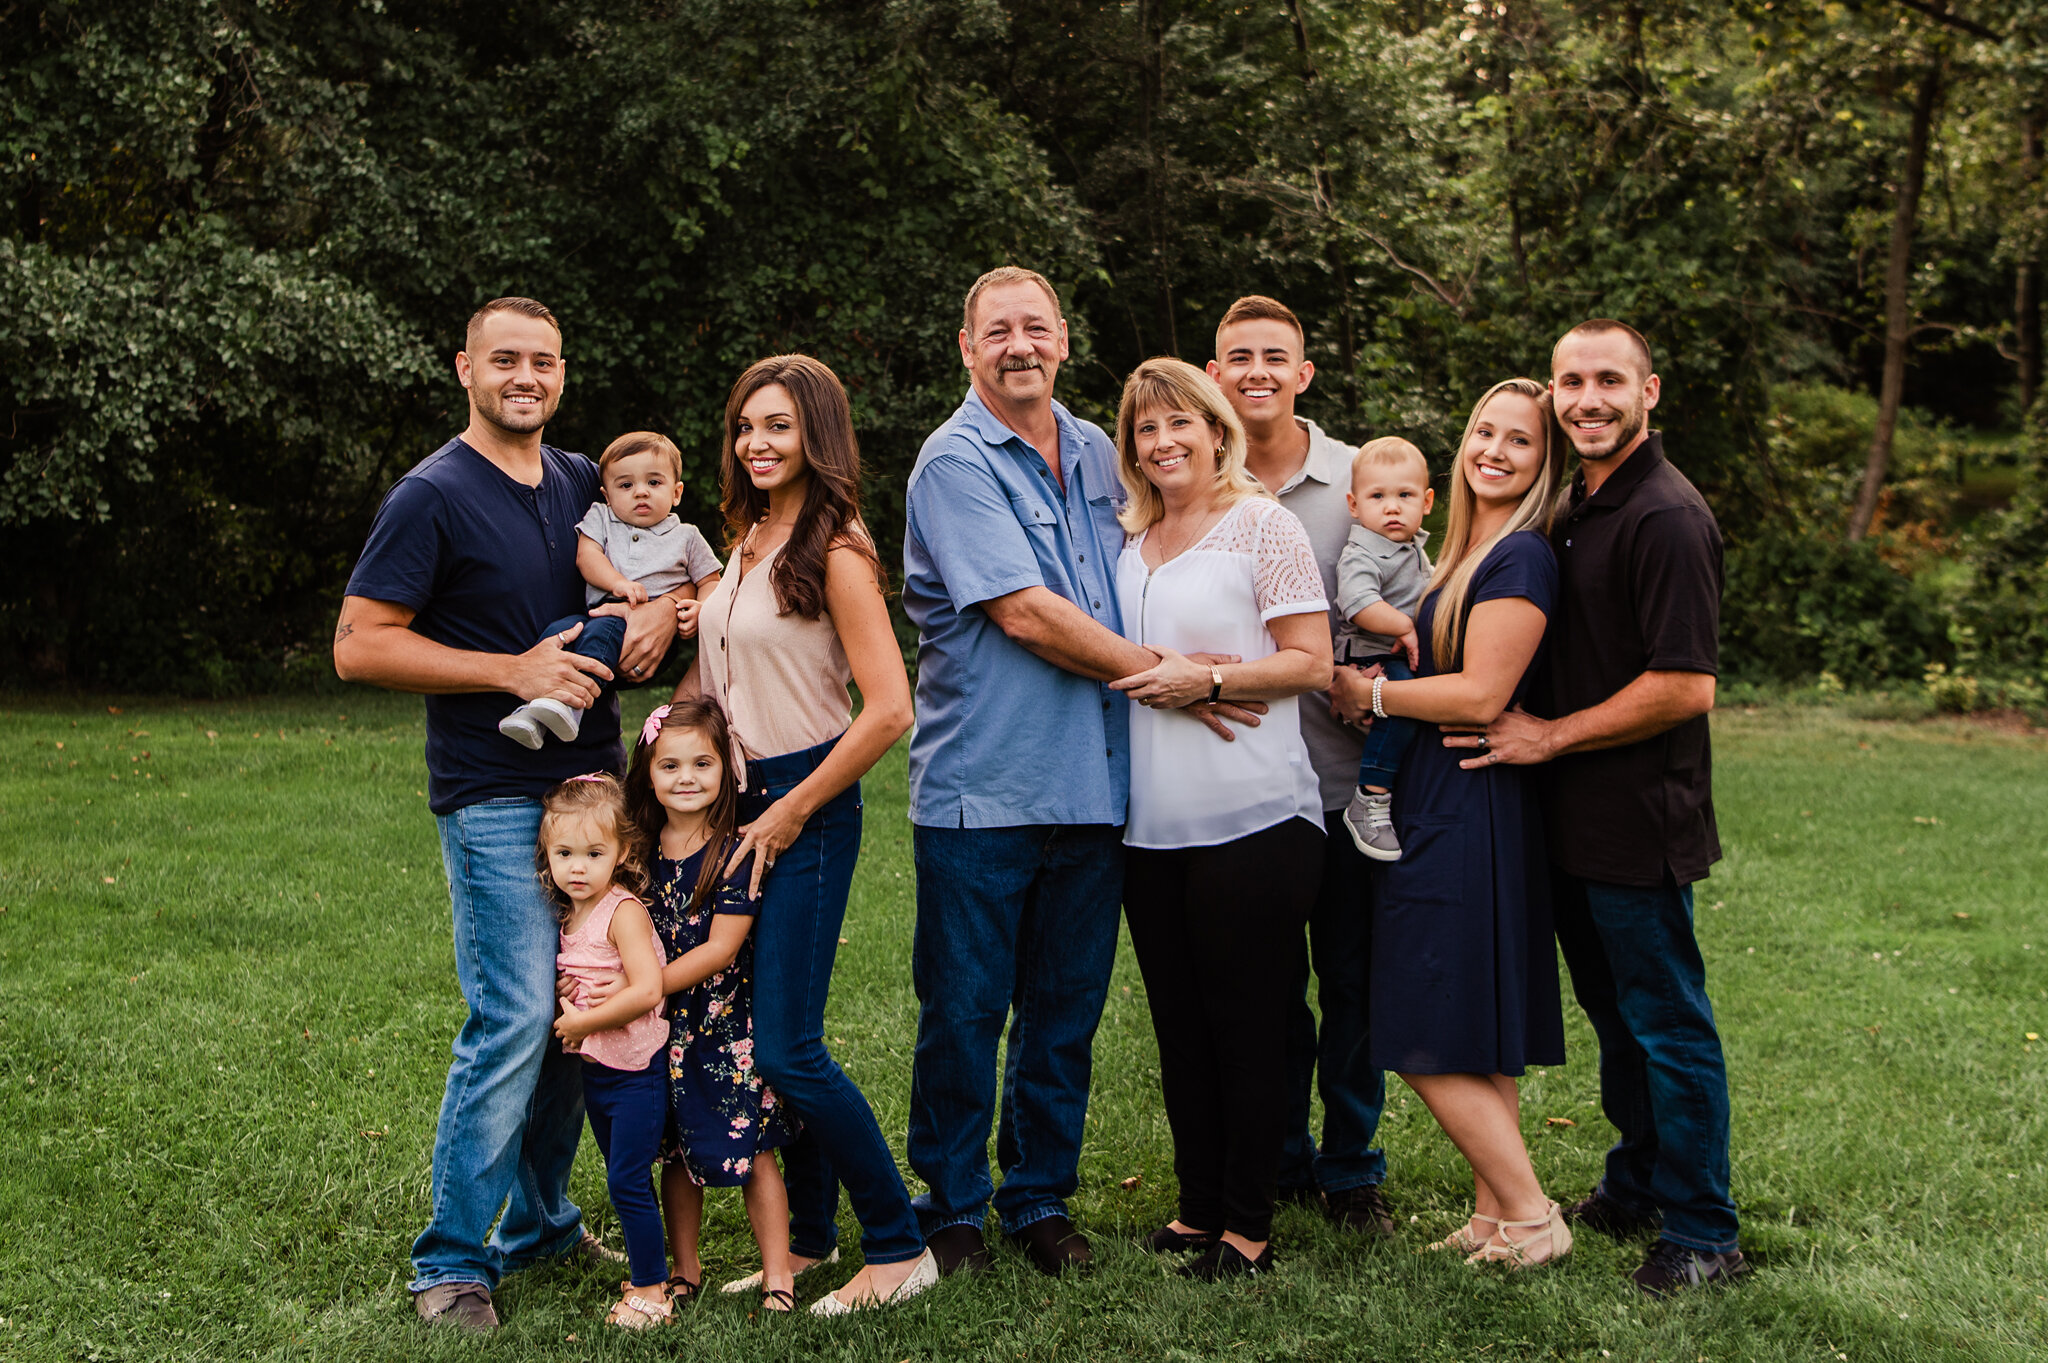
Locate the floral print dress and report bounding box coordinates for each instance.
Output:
[647,848,799,1186]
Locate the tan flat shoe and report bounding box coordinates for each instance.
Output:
[1425,1213,1498,1254]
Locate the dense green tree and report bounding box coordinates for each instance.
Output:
[3,0,2044,691]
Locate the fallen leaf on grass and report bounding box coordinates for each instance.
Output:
[107,705,122,715]
[360,1129,385,1140]
[1955,912,1971,920]
[838,936,850,945]
[205,731,217,741]
[2028,1033,2040,1042]
[1545,1117,1576,1127]
[53,741,63,750]
[102,876,116,884]
[1119,1175,1142,1190]
[1913,816,1940,825]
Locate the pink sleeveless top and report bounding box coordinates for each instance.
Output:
[556,885,668,1071]
[696,535,854,761]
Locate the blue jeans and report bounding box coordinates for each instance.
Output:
[1353,653,1416,789]
[744,736,924,1266]
[581,1053,670,1289]
[411,798,587,1292]
[1279,808,1389,1194]
[1553,871,1739,1253]
[908,824,1123,1235]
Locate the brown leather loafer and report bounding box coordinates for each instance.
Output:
[414,1281,498,1331]
[1005,1215,1092,1275]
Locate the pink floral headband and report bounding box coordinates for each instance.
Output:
[640,703,747,789]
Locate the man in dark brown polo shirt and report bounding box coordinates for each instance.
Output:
[1449,319,1747,1296]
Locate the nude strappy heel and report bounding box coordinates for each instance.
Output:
[1426,1213,1498,1254]
[1465,1202,1572,1269]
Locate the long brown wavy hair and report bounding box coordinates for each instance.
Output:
[533,773,650,922]
[720,354,884,619]
[624,698,742,913]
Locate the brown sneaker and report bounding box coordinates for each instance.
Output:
[571,1230,627,1266]
[414,1281,498,1331]
[1324,1183,1397,1237]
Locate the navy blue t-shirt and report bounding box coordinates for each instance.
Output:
[345,438,625,814]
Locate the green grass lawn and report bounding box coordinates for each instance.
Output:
[2,693,2045,1362]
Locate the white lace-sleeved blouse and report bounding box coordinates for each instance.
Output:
[1116,495,1330,850]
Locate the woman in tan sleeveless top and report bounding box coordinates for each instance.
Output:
[672,355,932,1312]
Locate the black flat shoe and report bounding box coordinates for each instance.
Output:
[1145,1223,1218,1254]
[1178,1240,1274,1281]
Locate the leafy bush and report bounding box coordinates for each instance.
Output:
[1721,532,1951,683]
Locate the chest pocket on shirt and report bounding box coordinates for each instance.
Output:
[1019,500,1059,533]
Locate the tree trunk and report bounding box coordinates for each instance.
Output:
[1848,59,1943,541]
[2018,108,2042,414]
[1140,0,1178,357]
[1286,0,1359,413]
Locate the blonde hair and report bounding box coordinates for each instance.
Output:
[1114,358,1270,534]
[1352,436,1429,484]
[533,773,650,921]
[1425,379,1564,667]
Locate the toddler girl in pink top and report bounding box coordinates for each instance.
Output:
[538,773,673,1330]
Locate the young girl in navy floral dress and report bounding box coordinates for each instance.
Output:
[623,699,801,1310]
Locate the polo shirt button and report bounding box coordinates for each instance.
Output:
[1105,748,1113,757]
[632,533,641,541]
[1092,600,1101,609]
[1078,553,1085,562]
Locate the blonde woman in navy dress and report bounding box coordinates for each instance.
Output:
[1336,378,1571,1269]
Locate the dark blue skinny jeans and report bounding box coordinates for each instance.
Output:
[1553,870,1739,1253]
[1353,652,1417,789]
[580,1051,671,1288]
[538,612,676,698]
[1279,808,1390,1195]
[743,735,924,1266]
[907,823,1123,1235]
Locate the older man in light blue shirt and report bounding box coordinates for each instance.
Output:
[902,267,1250,1278]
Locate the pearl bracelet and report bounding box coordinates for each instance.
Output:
[1371,674,1387,719]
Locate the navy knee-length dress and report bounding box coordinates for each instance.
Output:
[647,847,799,1186]
[1369,529,1566,1077]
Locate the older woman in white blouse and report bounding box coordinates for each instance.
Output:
[1108,358,1333,1281]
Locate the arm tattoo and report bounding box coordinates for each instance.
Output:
[334,621,355,644]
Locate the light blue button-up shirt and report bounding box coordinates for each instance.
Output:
[903,387,1130,828]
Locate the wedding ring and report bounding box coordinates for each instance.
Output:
[1476,736,1490,750]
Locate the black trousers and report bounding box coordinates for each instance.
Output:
[1123,817,1324,1241]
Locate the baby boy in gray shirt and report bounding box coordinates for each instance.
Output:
[1336,437,1434,861]
[499,431,722,749]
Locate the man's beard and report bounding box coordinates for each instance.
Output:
[476,386,558,434]
[1571,406,1644,462]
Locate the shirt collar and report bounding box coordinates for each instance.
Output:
[1276,417,1355,494]
[1570,429,1666,512]
[1352,522,1430,556]
[957,384,1078,455]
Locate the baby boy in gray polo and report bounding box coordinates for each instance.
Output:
[1334,525,1433,663]
[576,503,722,605]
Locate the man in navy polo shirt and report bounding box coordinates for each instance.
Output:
[902,267,1256,1279]
[335,297,680,1330]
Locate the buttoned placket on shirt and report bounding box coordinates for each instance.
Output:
[1015,408,1122,747]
